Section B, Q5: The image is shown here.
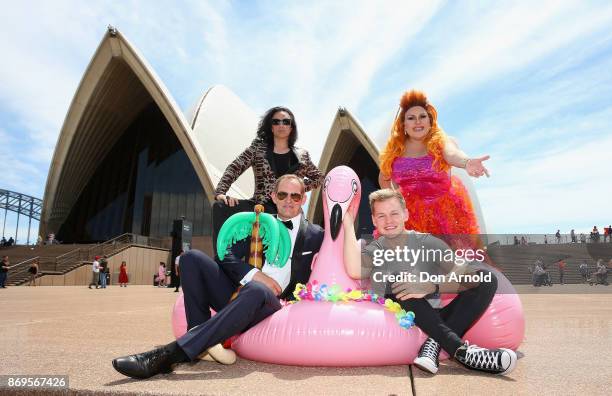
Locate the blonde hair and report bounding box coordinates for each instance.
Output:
[368,189,406,213]
[379,90,449,178]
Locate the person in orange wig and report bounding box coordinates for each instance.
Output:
[379,90,489,236]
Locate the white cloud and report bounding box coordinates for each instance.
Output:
[479,134,612,233]
[154,1,443,162]
[414,0,612,103]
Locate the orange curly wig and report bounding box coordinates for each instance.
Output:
[380,90,448,178]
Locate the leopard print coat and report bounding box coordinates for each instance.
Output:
[214,138,323,203]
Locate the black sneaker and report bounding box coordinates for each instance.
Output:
[413,338,441,374]
[112,346,176,379]
[454,342,517,375]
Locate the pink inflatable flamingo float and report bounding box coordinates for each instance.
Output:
[172,166,524,365]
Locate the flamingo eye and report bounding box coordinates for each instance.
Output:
[352,180,358,193]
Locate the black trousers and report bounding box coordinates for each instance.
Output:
[176,250,281,360]
[398,270,498,356]
[211,199,277,255]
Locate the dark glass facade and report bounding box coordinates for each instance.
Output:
[57,104,211,243]
[347,145,378,238]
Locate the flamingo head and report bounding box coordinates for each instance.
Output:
[322,166,361,240]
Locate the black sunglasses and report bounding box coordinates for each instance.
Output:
[271,118,292,126]
[276,191,302,202]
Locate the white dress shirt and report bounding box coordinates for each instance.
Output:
[239,213,301,291]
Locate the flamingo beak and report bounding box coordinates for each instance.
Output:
[330,203,342,241]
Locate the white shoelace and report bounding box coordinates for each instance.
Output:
[420,339,440,360]
[463,345,500,370]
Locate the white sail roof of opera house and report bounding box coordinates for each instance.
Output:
[188,86,259,200]
[41,27,221,235]
[307,107,380,221]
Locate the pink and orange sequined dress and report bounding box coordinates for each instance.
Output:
[391,155,480,235]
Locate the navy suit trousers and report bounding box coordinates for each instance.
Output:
[176,250,281,360]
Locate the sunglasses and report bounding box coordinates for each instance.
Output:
[271,118,292,126]
[276,191,303,202]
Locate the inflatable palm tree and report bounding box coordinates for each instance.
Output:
[216,204,291,269]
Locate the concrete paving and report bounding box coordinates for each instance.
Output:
[0,285,610,395]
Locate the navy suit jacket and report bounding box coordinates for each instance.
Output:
[216,216,324,300]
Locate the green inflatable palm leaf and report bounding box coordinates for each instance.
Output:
[217,212,291,268]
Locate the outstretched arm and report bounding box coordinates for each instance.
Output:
[443,136,490,178]
[343,211,365,279]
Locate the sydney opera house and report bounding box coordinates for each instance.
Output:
[40,27,484,254]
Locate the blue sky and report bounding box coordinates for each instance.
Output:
[1,0,611,242]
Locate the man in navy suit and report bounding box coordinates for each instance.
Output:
[113,174,324,379]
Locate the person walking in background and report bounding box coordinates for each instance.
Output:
[88,256,100,289]
[579,261,589,283]
[174,250,184,293]
[570,229,576,243]
[604,225,611,243]
[28,259,39,286]
[157,262,166,287]
[118,261,129,287]
[99,256,108,289]
[0,256,9,288]
[557,259,566,285]
[544,235,548,244]
[555,230,561,244]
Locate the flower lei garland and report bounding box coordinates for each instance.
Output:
[290,280,415,330]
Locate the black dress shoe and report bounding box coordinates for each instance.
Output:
[112,347,176,379]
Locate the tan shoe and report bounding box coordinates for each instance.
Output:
[197,352,216,362]
[199,343,236,365]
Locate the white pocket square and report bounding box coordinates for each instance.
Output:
[301,251,312,255]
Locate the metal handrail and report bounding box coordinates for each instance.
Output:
[6,233,168,285]
[86,233,166,260]
[6,256,40,283]
[53,248,86,272]
[7,256,39,270]
[55,247,83,260]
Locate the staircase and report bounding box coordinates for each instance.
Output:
[486,242,611,284]
[4,233,167,286]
